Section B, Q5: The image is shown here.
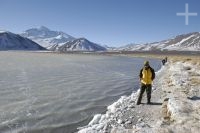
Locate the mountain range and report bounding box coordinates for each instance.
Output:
[117,32,200,51]
[0,26,200,52]
[21,26,106,51]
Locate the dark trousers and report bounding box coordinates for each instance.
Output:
[137,84,152,104]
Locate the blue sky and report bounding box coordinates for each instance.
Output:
[0,0,200,46]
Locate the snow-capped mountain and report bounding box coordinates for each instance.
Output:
[0,31,46,50]
[21,26,107,52]
[118,32,200,51]
[57,38,107,52]
[21,26,75,49]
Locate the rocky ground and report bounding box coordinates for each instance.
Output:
[78,55,200,133]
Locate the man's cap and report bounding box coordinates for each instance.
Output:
[144,61,149,66]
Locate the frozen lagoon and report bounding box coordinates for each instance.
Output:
[0,51,161,133]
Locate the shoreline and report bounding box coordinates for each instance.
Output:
[2,50,199,61]
[0,51,199,132]
[77,61,165,133]
[78,55,200,133]
[1,50,200,56]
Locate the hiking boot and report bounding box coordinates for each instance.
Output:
[147,101,151,105]
[136,102,141,105]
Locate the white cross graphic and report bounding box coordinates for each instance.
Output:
[176,3,198,25]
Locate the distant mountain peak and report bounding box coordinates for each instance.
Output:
[76,38,88,42]
[58,38,106,52]
[39,26,50,31]
[21,26,75,49]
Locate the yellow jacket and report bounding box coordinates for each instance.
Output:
[139,67,155,85]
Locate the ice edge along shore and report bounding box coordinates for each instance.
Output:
[78,58,200,133]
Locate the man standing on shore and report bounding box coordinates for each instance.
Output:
[136,61,155,105]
